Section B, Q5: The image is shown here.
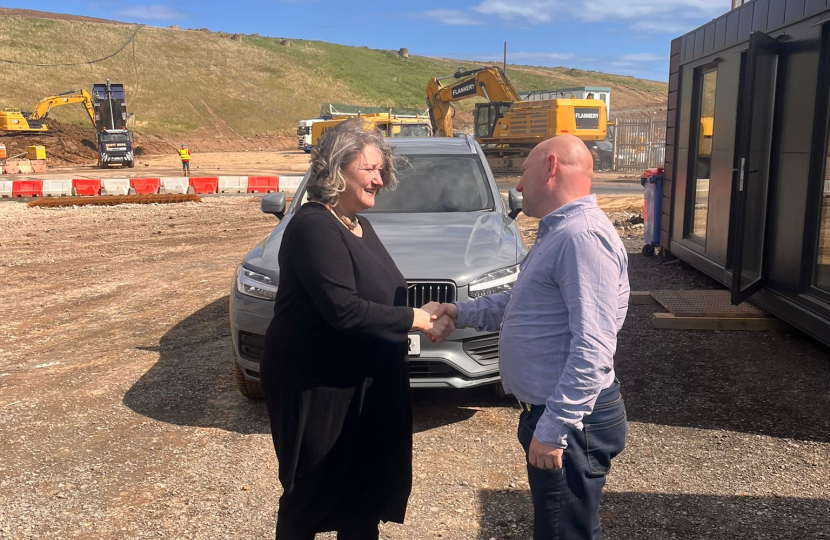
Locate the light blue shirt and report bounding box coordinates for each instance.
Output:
[456,194,629,448]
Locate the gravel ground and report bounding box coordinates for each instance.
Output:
[1,198,828,540]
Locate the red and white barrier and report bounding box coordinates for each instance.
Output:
[42,180,73,197]
[159,177,192,194]
[72,179,101,196]
[189,177,218,194]
[130,178,161,195]
[218,176,248,193]
[16,162,33,174]
[12,180,42,197]
[278,175,303,190]
[247,176,279,193]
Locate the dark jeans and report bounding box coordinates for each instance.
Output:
[517,380,627,540]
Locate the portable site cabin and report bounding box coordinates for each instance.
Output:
[661,0,830,346]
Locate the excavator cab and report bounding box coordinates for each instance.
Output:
[474,102,512,138]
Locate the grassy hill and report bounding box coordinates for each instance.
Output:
[0,9,668,138]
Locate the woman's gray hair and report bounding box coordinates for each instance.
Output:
[306,118,398,206]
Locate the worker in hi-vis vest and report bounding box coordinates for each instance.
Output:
[179,144,191,177]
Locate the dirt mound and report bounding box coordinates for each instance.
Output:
[0,120,298,168]
[1,120,98,165]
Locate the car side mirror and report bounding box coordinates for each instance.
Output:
[508,188,522,220]
[261,192,286,219]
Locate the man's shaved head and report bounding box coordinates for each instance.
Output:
[516,135,594,218]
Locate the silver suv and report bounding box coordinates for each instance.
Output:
[229,136,527,398]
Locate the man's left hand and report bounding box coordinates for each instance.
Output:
[528,437,563,470]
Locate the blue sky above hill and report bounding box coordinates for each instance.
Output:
[8,0,730,81]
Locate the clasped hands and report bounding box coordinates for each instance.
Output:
[421,301,458,344]
[411,301,457,343]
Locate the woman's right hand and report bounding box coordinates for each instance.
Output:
[411,308,433,332]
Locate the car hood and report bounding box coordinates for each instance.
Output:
[244,211,523,285]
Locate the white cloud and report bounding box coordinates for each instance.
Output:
[421,9,484,26]
[617,53,665,62]
[114,5,189,21]
[468,0,724,33]
[473,0,556,24]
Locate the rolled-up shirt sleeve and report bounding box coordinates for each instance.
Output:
[455,291,511,333]
[533,231,623,449]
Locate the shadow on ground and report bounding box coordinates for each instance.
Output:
[620,251,830,443]
[477,488,830,540]
[123,296,501,434]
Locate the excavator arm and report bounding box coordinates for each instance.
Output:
[426,66,521,137]
[30,89,96,128]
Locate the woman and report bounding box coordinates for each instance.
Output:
[260,119,450,540]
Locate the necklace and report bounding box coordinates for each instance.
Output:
[324,203,358,231]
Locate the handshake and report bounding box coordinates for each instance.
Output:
[412,302,459,344]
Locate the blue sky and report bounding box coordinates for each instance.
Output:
[10,0,729,81]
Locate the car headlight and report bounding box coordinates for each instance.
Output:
[236,267,278,301]
[468,264,520,298]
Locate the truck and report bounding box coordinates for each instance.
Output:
[297,118,325,153]
[426,66,608,175]
[92,81,135,168]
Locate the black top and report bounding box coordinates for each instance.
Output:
[260,202,415,533]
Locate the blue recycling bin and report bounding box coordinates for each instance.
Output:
[640,168,664,256]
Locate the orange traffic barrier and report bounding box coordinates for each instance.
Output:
[12,179,43,197]
[130,178,161,195]
[188,177,218,194]
[73,179,102,196]
[247,176,279,193]
[30,160,47,173]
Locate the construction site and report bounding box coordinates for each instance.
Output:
[2,5,830,540]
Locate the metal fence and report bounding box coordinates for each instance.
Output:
[613,117,667,173]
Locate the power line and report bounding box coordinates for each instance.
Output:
[0,25,142,67]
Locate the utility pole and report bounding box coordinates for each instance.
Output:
[503,41,507,74]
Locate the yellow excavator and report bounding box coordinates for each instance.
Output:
[426,66,608,174]
[310,113,432,147]
[0,89,96,132]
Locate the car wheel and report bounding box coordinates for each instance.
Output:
[127,160,135,168]
[600,157,612,171]
[233,357,263,399]
[491,382,511,399]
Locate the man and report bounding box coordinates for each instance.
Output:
[179,143,191,177]
[425,135,629,540]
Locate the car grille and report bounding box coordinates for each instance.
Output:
[239,331,266,362]
[409,360,467,379]
[406,281,456,308]
[462,336,499,365]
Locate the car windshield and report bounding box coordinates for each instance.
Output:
[389,124,432,138]
[297,154,494,213]
[101,133,129,143]
[366,154,493,213]
[297,126,311,136]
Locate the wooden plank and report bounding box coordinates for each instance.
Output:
[652,312,792,331]
[630,291,659,305]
